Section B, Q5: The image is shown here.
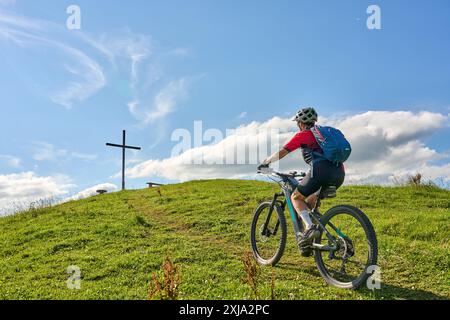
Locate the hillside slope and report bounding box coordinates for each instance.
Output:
[0,180,448,300]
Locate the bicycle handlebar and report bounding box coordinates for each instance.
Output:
[257,167,307,178]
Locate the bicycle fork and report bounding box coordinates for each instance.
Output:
[261,192,284,237]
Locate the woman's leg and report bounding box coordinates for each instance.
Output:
[306,193,319,210]
[291,190,314,232]
[292,169,321,216]
[291,190,309,212]
[292,165,323,235]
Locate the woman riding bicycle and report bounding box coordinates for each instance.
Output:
[258,107,345,250]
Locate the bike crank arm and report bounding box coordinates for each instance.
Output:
[311,243,339,252]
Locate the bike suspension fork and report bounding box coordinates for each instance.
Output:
[262,193,282,230]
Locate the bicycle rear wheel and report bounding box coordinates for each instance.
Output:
[314,205,378,289]
[250,202,287,266]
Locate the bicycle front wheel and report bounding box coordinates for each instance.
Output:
[250,202,287,266]
[314,205,378,289]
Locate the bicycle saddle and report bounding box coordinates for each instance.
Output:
[319,186,337,199]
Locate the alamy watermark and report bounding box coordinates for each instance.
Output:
[171,121,281,168]
[66,265,82,290]
[366,265,382,290]
[64,5,381,32]
[367,5,382,30]
[66,5,81,30]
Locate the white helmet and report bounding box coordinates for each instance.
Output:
[292,107,318,124]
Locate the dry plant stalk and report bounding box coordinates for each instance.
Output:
[148,256,182,300]
[270,268,276,300]
[408,173,422,186]
[242,252,260,299]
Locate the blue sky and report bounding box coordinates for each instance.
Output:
[0,0,449,212]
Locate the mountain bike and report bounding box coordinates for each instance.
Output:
[250,168,378,289]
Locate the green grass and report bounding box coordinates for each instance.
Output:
[0,180,449,300]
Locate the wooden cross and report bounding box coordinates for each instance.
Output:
[106,130,141,191]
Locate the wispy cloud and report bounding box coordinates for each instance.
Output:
[70,152,98,161]
[101,32,194,126]
[48,44,106,109]
[0,154,21,168]
[86,29,200,130]
[144,78,189,123]
[0,10,197,126]
[31,142,97,162]
[68,28,195,128]
[88,31,152,82]
[170,47,191,57]
[0,11,107,109]
[238,111,248,119]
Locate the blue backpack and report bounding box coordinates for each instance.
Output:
[311,125,352,165]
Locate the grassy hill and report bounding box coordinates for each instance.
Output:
[0,180,448,300]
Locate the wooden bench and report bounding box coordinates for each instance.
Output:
[146,182,164,188]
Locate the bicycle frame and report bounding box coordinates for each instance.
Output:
[263,189,303,238]
[263,170,340,253]
[262,175,305,239]
[282,186,304,236]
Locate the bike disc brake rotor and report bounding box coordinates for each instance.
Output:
[329,237,354,260]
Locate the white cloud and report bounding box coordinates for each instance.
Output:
[63,183,118,202]
[0,174,117,216]
[0,154,21,168]
[0,172,74,215]
[334,111,448,183]
[126,111,450,186]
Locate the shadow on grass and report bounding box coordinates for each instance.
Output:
[370,283,448,300]
[278,262,322,278]
[277,263,448,300]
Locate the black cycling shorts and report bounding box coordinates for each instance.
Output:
[297,160,345,198]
